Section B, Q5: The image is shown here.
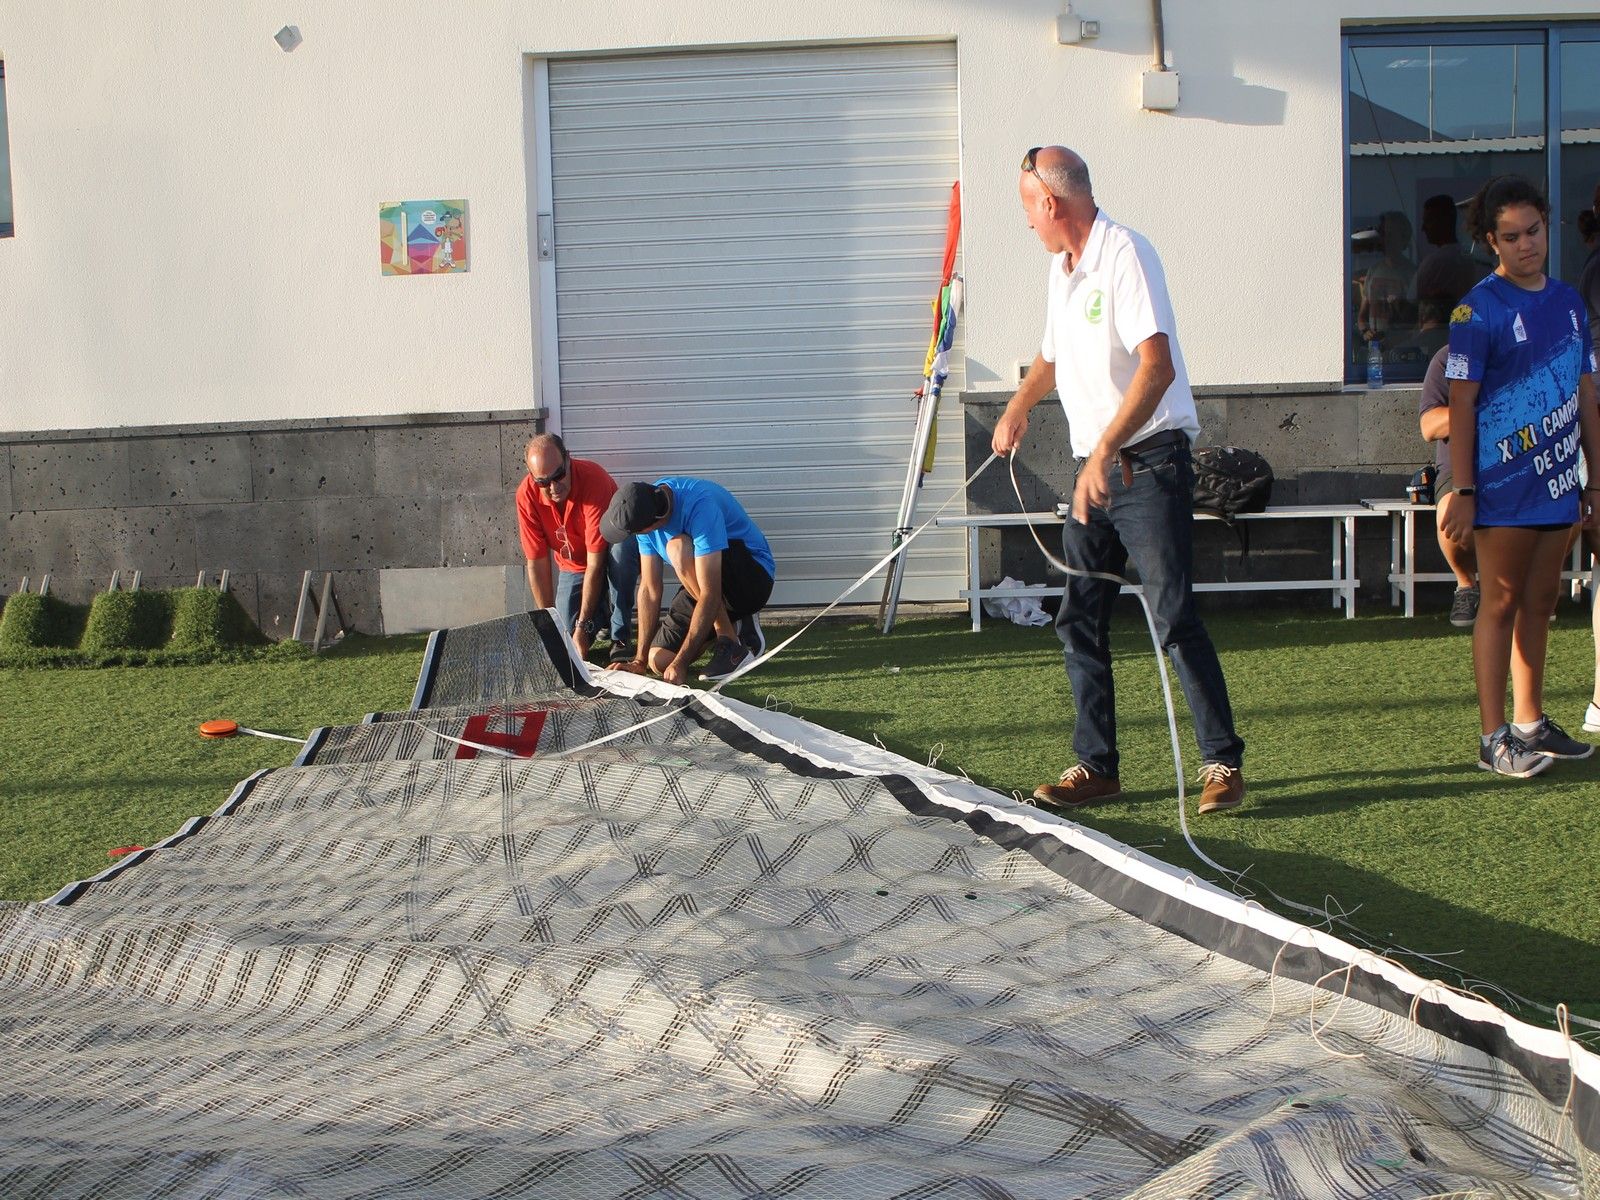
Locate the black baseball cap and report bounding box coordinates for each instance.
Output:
[600,482,667,544]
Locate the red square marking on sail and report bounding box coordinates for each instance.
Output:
[455,710,547,759]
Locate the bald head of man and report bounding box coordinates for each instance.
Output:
[525,433,574,505]
[1018,145,1096,255]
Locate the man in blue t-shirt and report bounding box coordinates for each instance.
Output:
[600,477,775,685]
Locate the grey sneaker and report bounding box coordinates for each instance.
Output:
[1478,725,1553,778]
[1448,585,1479,628]
[737,612,766,658]
[1523,714,1594,760]
[699,636,754,682]
[1585,702,1600,734]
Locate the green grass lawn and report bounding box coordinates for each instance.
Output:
[0,634,428,901]
[3,608,1597,1029]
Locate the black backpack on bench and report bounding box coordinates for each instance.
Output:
[1191,446,1274,520]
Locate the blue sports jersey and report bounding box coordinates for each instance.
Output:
[1445,273,1595,526]
[637,477,776,579]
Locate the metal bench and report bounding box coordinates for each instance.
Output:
[936,504,1381,631]
[1360,497,1593,616]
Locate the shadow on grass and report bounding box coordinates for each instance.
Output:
[1044,810,1600,1026]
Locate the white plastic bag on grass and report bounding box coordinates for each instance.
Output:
[981,577,1052,627]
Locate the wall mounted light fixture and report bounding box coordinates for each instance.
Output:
[1055,4,1100,45]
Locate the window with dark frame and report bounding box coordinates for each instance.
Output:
[1345,24,1600,385]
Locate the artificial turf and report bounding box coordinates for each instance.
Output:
[2,607,1596,1029]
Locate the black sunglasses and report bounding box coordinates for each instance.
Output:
[532,457,569,488]
[1021,146,1042,173]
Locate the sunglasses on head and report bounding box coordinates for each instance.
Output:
[532,457,569,488]
[1021,146,1042,173]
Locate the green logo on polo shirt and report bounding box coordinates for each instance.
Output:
[1084,289,1104,324]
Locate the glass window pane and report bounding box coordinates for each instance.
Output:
[1432,44,1544,142]
[1559,40,1600,291]
[1346,39,1547,384]
[1348,46,1431,144]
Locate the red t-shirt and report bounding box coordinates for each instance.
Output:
[515,458,619,574]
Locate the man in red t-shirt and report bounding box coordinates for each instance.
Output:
[516,433,639,660]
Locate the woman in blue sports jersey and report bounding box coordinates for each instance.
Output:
[1440,175,1600,777]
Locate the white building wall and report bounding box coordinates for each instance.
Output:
[0,0,1593,434]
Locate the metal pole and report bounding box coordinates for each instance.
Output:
[290,570,315,642]
[878,389,940,633]
[312,574,333,652]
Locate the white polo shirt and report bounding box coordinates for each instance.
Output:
[1040,210,1201,458]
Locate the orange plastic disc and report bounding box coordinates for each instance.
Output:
[199,719,240,739]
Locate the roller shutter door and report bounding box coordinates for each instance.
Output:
[548,42,965,606]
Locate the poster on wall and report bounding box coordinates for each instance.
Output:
[380,200,468,275]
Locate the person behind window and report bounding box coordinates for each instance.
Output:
[1392,296,1451,366]
[1576,186,1600,348]
[1413,193,1486,311]
[1356,210,1416,352]
[1440,175,1600,776]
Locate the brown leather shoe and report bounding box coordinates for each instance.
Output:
[1197,762,1245,813]
[1032,763,1122,810]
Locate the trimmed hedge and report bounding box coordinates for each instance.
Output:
[81,589,175,652]
[0,592,85,649]
[169,587,266,650]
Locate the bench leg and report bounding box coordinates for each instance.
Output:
[1403,509,1417,618]
[1342,515,1357,617]
[1389,512,1401,608]
[969,528,982,632]
[1330,520,1340,612]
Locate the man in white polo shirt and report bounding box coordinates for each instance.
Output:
[992,145,1245,815]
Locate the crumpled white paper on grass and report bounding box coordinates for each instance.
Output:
[980,577,1052,627]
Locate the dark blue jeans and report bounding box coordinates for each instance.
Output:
[1056,438,1243,776]
[554,536,640,643]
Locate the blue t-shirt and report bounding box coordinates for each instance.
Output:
[637,477,776,579]
[1445,273,1595,526]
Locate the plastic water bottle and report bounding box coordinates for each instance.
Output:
[1366,338,1385,389]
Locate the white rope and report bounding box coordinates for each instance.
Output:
[232,726,307,744]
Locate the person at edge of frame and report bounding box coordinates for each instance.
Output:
[1438,174,1600,778]
[991,144,1246,816]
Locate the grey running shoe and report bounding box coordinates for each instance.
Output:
[737,612,766,658]
[1448,585,1479,628]
[1585,701,1600,734]
[699,636,754,682]
[1478,725,1553,778]
[1523,714,1594,760]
